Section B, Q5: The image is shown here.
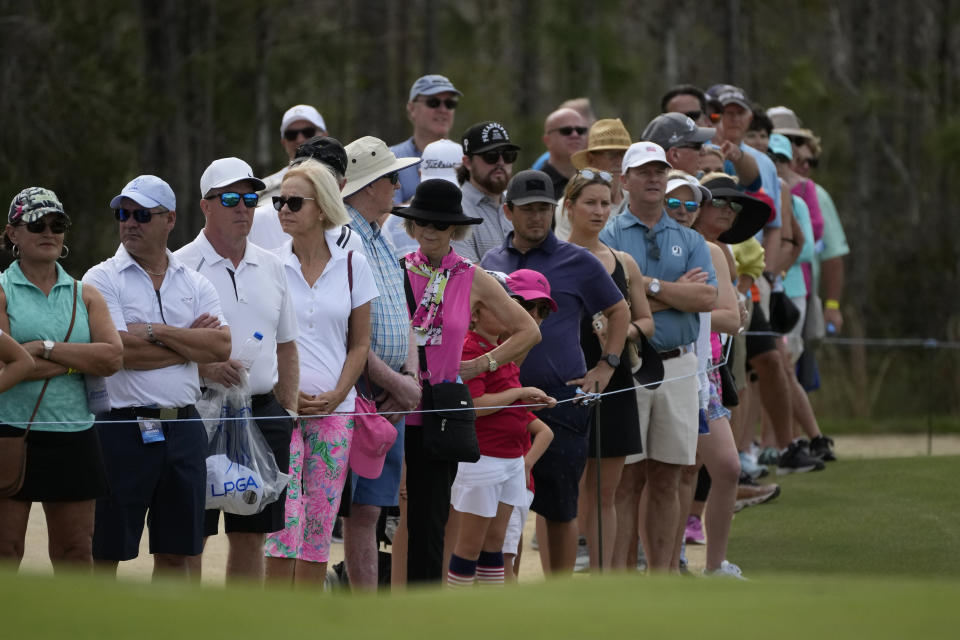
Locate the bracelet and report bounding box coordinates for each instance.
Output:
[66,367,78,375]
[824,299,840,310]
[400,370,419,380]
[630,321,643,339]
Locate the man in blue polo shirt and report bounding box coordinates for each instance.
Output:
[599,142,717,573]
[481,169,630,575]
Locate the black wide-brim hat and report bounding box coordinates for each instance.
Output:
[633,332,665,390]
[701,175,772,244]
[391,178,483,226]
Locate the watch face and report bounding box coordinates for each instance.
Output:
[650,279,661,294]
[605,354,620,368]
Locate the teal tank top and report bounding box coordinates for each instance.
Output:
[0,261,94,432]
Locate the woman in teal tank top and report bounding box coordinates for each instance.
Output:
[0,187,122,571]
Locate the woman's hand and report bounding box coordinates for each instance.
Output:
[297,389,347,416]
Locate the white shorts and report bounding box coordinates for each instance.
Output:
[502,489,534,555]
[631,351,700,466]
[450,455,527,518]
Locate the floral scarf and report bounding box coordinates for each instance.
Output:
[405,248,471,346]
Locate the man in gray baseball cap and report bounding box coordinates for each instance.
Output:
[390,74,463,205]
[641,112,715,175]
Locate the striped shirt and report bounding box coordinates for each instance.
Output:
[345,204,410,370]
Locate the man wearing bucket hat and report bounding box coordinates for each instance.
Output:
[450,121,521,263]
[338,136,424,589]
[260,105,330,200]
[390,74,463,205]
[83,175,232,578]
[481,170,630,575]
[600,142,719,573]
[175,157,300,583]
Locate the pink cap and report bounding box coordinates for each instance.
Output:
[349,398,398,479]
[506,269,558,312]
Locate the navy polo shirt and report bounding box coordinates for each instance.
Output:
[480,231,624,390]
[599,209,716,351]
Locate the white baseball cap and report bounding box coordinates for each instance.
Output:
[199,158,266,197]
[419,139,462,186]
[621,142,672,174]
[279,104,327,136]
[109,175,176,211]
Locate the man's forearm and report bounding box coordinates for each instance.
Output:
[655,282,717,313]
[274,341,300,411]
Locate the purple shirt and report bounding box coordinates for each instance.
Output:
[481,231,624,391]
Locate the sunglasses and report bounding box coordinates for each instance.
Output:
[549,126,588,136]
[114,208,160,223]
[23,218,70,234]
[645,227,661,261]
[683,110,702,121]
[516,298,552,319]
[414,219,451,231]
[272,195,316,212]
[676,141,703,151]
[801,157,819,169]
[206,192,259,208]
[474,149,518,165]
[710,198,743,213]
[384,171,400,185]
[283,126,316,141]
[420,96,458,110]
[579,169,613,183]
[665,197,699,213]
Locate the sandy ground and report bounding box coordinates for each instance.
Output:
[16,434,960,585]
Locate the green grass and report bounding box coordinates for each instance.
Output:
[819,414,960,435]
[728,456,960,576]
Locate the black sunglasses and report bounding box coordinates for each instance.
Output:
[473,149,518,165]
[384,171,400,185]
[676,141,703,151]
[206,192,259,208]
[114,208,159,223]
[414,219,451,231]
[549,126,588,136]
[420,96,458,110]
[516,298,552,319]
[683,110,703,121]
[283,126,317,141]
[272,195,316,212]
[23,218,70,234]
[801,157,819,169]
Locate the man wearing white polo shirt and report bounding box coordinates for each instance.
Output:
[175,157,300,583]
[84,175,232,579]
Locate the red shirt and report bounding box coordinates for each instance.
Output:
[463,331,536,459]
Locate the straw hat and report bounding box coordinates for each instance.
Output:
[571,118,632,169]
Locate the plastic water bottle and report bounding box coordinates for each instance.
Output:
[235,331,264,370]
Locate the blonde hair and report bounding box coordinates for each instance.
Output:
[282,159,349,229]
[700,171,738,185]
[402,217,471,242]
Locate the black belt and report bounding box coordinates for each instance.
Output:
[658,348,688,361]
[113,405,195,421]
[251,392,275,410]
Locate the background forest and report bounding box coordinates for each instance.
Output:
[2,0,959,429]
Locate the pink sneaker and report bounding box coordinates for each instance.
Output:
[685,515,705,545]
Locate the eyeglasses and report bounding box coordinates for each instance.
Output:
[516,298,552,320]
[384,171,400,185]
[710,198,743,213]
[473,149,518,165]
[419,96,458,110]
[272,195,316,212]
[644,227,661,261]
[414,219,451,231]
[800,157,819,169]
[548,126,588,136]
[23,218,70,234]
[665,197,699,213]
[114,208,160,223]
[206,192,259,208]
[683,110,702,121]
[283,126,316,141]
[579,169,613,183]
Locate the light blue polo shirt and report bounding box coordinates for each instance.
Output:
[599,209,717,351]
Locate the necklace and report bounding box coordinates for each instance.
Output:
[139,260,168,277]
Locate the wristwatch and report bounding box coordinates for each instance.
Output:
[485,352,499,372]
[600,353,620,368]
[647,278,662,296]
[41,340,54,360]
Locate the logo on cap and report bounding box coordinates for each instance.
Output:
[525,178,547,191]
[482,122,508,143]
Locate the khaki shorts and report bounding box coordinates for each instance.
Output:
[626,351,700,466]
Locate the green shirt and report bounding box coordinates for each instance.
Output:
[811,183,850,293]
[0,261,93,432]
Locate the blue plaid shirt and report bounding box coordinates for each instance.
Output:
[346,204,409,370]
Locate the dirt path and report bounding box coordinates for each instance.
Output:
[17,435,960,585]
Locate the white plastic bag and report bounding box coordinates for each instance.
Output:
[197,379,290,515]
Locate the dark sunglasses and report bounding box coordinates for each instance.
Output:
[384,171,400,185]
[414,219,451,231]
[549,126,588,136]
[420,96,458,110]
[114,208,159,223]
[474,149,518,165]
[206,192,259,208]
[665,197,699,213]
[272,195,316,212]
[579,169,613,183]
[645,227,661,261]
[683,110,702,121]
[801,157,819,169]
[676,141,703,151]
[283,126,317,141]
[516,298,552,319]
[23,218,70,234]
[711,198,744,213]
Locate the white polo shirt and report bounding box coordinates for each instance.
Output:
[82,244,228,409]
[174,231,298,395]
[249,202,363,254]
[275,239,379,413]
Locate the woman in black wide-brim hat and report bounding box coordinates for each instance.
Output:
[390,178,540,584]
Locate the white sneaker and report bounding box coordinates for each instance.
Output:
[702,560,747,580]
